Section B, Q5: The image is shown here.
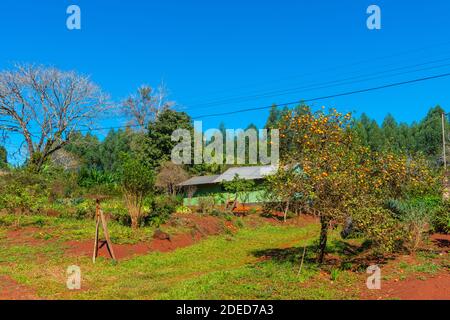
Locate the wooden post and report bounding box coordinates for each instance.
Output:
[442,112,447,171]
[442,113,449,201]
[92,199,117,263]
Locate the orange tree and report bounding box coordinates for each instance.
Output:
[269,107,436,262]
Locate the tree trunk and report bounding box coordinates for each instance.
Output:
[283,200,290,223]
[130,207,140,229]
[318,215,329,264]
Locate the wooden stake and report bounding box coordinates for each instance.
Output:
[92,199,117,263]
[297,246,307,277]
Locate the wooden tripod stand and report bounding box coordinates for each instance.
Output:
[93,199,117,263]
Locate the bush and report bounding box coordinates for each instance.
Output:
[175,205,192,214]
[433,201,450,234]
[0,171,49,215]
[387,199,433,251]
[144,195,179,227]
[119,155,155,229]
[351,205,404,254]
[102,199,130,225]
[197,196,215,214]
[78,167,119,191]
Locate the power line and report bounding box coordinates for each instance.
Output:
[184,58,450,111]
[192,72,450,119]
[2,72,450,136]
[181,40,450,104]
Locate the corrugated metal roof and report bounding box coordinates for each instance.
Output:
[213,165,277,182]
[178,175,221,186]
[178,165,277,186]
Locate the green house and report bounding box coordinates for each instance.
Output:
[179,165,277,206]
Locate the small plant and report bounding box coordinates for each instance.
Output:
[330,268,340,281]
[235,218,244,228]
[197,196,215,214]
[175,205,192,214]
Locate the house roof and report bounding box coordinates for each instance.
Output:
[179,165,277,186]
[214,165,277,182]
[178,175,221,186]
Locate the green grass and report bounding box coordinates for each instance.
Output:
[0,216,362,300]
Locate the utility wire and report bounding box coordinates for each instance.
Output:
[2,72,450,134]
[184,58,450,111]
[192,72,450,119]
[182,40,450,104]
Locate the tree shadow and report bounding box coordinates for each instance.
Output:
[432,238,450,249]
[252,239,396,271]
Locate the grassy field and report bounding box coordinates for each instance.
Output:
[0,213,448,300]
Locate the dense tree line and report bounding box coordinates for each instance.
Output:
[266,104,449,166]
[59,104,449,181]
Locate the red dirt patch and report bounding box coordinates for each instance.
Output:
[362,272,450,300]
[361,234,450,300]
[64,214,225,260]
[6,227,53,246]
[259,212,319,227]
[0,276,36,300]
[65,240,153,260]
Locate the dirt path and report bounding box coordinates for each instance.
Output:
[0,276,37,300]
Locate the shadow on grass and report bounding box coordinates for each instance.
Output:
[252,239,396,271]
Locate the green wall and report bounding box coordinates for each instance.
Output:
[183,183,267,206]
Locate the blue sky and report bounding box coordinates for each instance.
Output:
[1,0,450,161]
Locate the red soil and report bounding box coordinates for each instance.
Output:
[362,233,450,300]
[0,276,36,300]
[6,227,50,246]
[362,273,450,300]
[64,213,225,260]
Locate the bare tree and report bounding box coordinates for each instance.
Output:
[121,83,174,130]
[0,64,109,171]
[155,161,189,196]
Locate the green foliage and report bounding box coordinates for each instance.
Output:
[197,196,216,214]
[0,171,50,215]
[351,205,403,253]
[77,167,119,190]
[145,195,180,227]
[119,154,155,228]
[385,199,434,251]
[175,205,192,214]
[145,109,193,169]
[120,155,154,197]
[387,196,450,235]
[0,145,7,169]
[352,106,449,165]
[222,174,256,204]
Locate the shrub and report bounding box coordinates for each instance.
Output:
[433,201,450,234]
[102,199,130,225]
[144,195,179,227]
[175,205,192,214]
[0,171,49,216]
[78,167,119,190]
[385,197,441,251]
[351,205,404,254]
[197,196,215,214]
[119,155,155,229]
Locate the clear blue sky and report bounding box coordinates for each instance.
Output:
[1,0,450,161]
